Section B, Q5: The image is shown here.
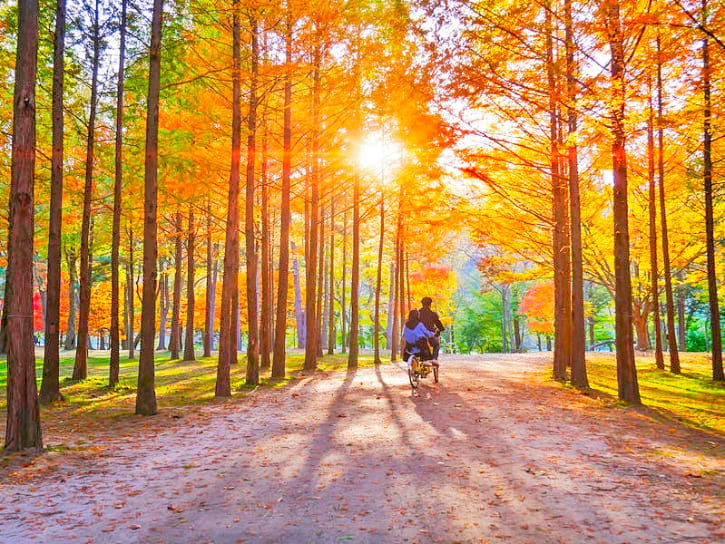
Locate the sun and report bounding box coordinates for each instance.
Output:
[356,132,401,175]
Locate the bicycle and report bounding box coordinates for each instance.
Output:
[407,355,439,391]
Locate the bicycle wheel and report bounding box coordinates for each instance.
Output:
[408,359,420,389]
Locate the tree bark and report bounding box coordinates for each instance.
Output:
[271,11,293,379]
[341,202,348,353]
[293,249,305,348]
[656,34,681,374]
[564,0,588,387]
[127,230,135,359]
[157,258,168,350]
[260,119,272,369]
[40,0,67,403]
[204,205,214,357]
[170,211,183,359]
[109,0,127,388]
[373,193,385,364]
[327,195,335,354]
[545,1,570,381]
[646,70,664,369]
[605,0,640,404]
[73,0,101,381]
[184,210,196,362]
[135,0,164,416]
[389,261,398,360]
[4,0,43,451]
[304,41,322,372]
[347,172,360,369]
[217,0,242,396]
[64,244,78,350]
[245,13,260,384]
[701,0,723,381]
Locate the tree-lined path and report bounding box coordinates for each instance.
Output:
[2,354,722,543]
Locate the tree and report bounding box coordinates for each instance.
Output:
[216,0,242,396]
[701,0,724,381]
[183,209,196,362]
[135,0,164,416]
[604,0,640,404]
[4,0,43,451]
[39,0,67,403]
[73,0,102,381]
[109,0,128,388]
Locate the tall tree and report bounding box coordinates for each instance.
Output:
[109,0,128,388]
[170,211,183,359]
[184,210,196,362]
[135,0,164,416]
[701,0,723,381]
[545,1,570,381]
[203,204,214,357]
[647,68,664,370]
[73,0,102,381]
[656,34,680,374]
[604,0,640,404]
[216,0,242,395]
[304,38,322,372]
[40,0,67,403]
[373,190,384,364]
[245,12,260,385]
[4,0,42,451]
[272,10,294,380]
[347,172,360,369]
[564,0,587,388]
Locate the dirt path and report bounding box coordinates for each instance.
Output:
[1,354,723,544]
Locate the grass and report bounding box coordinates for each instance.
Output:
[0,348,378,424]
[580,352,725,435]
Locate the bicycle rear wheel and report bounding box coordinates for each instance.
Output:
[408,359,420,389]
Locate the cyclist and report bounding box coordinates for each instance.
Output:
[402,309,435,366]
[418,297,445,360]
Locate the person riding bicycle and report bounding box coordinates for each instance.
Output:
[418,297,445,360]
[402,309,435,366]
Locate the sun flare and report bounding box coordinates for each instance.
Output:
[356,132,401,175]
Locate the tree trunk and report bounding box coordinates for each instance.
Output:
[606,0,640,404]
[304,42,322,372]
[316,203,326,358]
[217,1,242,396]
[701,0,723,381]
[347,172,360,369]
[389,262,398,360]
[170,211,183,359]
[184,210,196,362]
[564,0,587,387]
[271,12,293,379]
[676,271,686,350]
[157,258,168,350]
[245,13,260,385]
[260,119,272,369]
[4,0,43,451]
[204,204,214,357]
[327,195,335,355]
[127,230,135,360]
[293,249,305,348]
[546,1,570,381]
[135,0,164,416]
[341,202,348,353]
[73,0,101,382]
[646,70,664,369]
[40,0,67,403]
[109,0,127,388]
[64,245,78,350]
[656,34,681,374]
[374,193,385,364]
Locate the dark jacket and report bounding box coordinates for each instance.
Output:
[419,306,445,334]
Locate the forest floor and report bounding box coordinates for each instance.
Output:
[1,353,724,544]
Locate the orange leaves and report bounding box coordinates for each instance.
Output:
[519,281,554,335]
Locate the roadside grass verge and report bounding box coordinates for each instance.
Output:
[576,352,725,435]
